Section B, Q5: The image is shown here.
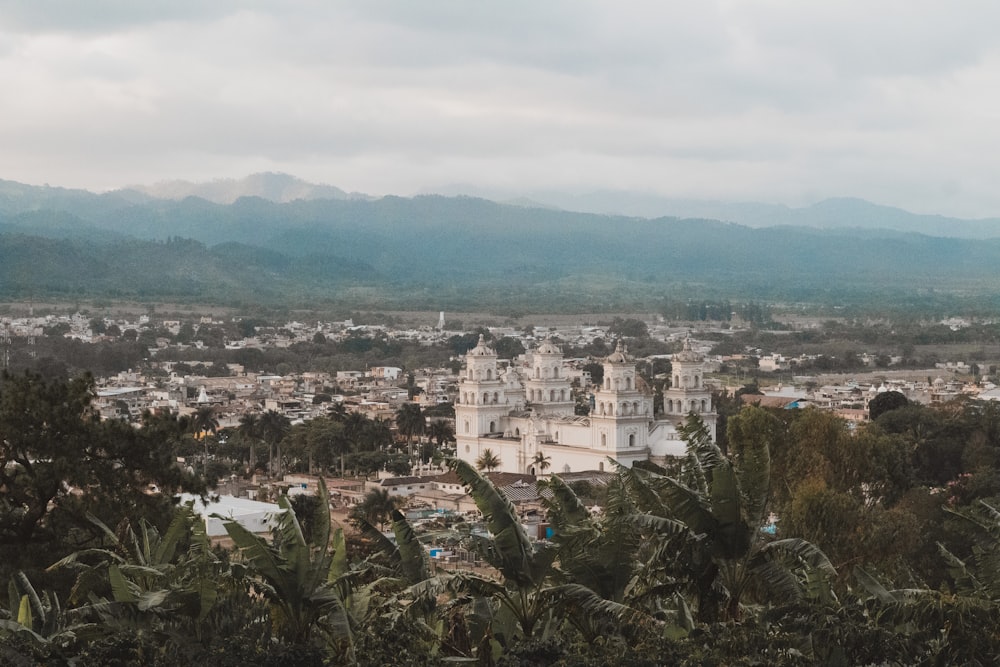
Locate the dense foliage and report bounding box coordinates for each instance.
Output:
[5,374,1000,663]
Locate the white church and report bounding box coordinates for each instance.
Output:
[454,335,717,475]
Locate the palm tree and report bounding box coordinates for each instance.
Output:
[191,406,219,473]
[310,417,350,477]
[260,409,291,478]
[395,403,425,462]
[427,419,455,453]
[532,451,551,474]
[237,412,261,473]
[363,416,393,453]
[475,448,501,473]
[341,411,368,445]
[349,488,403,531]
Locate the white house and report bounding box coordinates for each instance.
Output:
[178,494,287,537]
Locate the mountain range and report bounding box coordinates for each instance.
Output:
[2,173,1000,312]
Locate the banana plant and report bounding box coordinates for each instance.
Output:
[223,477,354,652]
[47,503,228,649]
[0,571,102,655]
[443,458,649,645]
[359,508,432,587]
[620,409,836,622]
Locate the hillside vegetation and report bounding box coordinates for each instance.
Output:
[3,178,1000,312]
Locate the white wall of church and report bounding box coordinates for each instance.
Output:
[455,335,717,474]
[648,422,688,458]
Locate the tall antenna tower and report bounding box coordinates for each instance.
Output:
[1,321,9,369]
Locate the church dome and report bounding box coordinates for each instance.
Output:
[467,334,495,357]
[536,338,562,355]
[605,340,629,364]
[673,337,702,363]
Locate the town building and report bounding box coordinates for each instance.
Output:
[454,335,717,474]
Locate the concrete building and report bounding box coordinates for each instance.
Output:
[454,336,717,474]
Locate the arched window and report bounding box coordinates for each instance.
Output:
[493,392,499,403]
[464,420,470,434]
[553,366,559,378]
[629,433,635,447]
[626,377,632,390]
[600,433,607,447]
[486,369,492,380]
[549,390,555,401]
[614,378,621,390]
[701,399,708,412]
[674,375,679,387]
[543,367,550,378]
[555,431,559,440]
[515,427,520,436]
[605,378,611,390]
[599,461,605,472]
[535,368,540,379]
[560,389,566,401]
[694,374,699,387]
[489,421,496,432]
[483,392,489,404]
[632,401,639,414]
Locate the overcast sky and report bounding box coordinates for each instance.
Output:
[2,1,999,217]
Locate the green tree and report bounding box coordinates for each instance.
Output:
[0,373,203,557]
[476,448,501,473]
[349,489,403,531]
[224,479,354,651]
[868,390,908,420]
[47,505,234,653]
[621,410,836,622]
[531,451,551,474]
[608,318,648,339]
[427,419,455,451]
[442,459,645,646]
[395,403,425,461]
[260,410,291,478]
[363,416,394,453]
[191,406,220,479]
[237,412,262,473]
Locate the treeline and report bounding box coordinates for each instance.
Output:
[659,299,774,324]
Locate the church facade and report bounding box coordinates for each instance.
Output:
[454,335,717,475]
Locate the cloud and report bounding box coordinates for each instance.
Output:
[1,1,1000,216]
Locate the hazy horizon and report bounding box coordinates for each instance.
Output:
[3,3,1000,218]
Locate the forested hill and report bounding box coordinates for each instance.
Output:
[3,179,1000,310]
